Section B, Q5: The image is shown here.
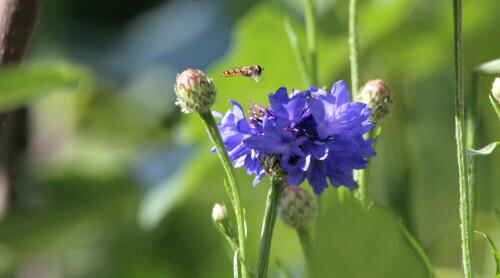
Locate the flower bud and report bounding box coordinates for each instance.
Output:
[212,203,229,223]
[174,68,216,113]
[279,186,318,229]
[356,79,393,123]
[491,77,500,104]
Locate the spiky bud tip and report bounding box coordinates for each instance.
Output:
[174,68,216,113]
[356,79,393,123]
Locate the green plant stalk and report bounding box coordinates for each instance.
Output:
[466,72,480,226]
[214,222,239,255]
[199,111,248,278]
[349,0,360,99]
[452,0,473,277]
[257,174,286,278]
[284,18,311,86]
[356,125,381,208]
[297,227,316,277]
[303,0,317,86]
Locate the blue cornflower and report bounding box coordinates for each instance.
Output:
[213,80,376,194]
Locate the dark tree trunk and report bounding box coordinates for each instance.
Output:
[0,0,43,216]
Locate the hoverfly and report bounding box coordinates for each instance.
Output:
[221,65,264,82]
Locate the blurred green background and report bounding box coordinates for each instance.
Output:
[0,0,499,277]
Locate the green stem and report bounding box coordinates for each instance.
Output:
[355,125,380,208]
[284,18,311,86]
[257,175,286,278]
[466,72,480,227]
[214,221,239,255]
[297,227,316,277]
[349,0,360,99]
[303,0,317,86]
[452,0,473,277]
[199,111,248,278]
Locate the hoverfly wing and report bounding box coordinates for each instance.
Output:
[251,74,261,82]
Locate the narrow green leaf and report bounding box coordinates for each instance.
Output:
[233,249,241,278]
[276,258,294,278]
[474,58,500,75]
[489,94,500,119]
[466,141,499,164]
[495,208,500,223]
[399,222,436,278]
[284,17,310,86]
[0,61,89,111]
[475,231,500,276]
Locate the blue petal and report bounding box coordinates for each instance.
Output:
[331,80,350,106]
[309,86,328,97]
[287,168,306,186]
[212,111,224,118]
[253,171,266,187]
[228,100,245,120]
[243,135,283,153]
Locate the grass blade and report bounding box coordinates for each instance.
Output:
[399,222,436,278]
[276,258,294,278]
[475,231,500,276]
[467,141,499,161]
[474,59,500,75]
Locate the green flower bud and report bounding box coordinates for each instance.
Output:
[174,68,216,113]
[491,77,500,104]
[279,186,318,229]
[356,79,393,123]
[212,203,229,223]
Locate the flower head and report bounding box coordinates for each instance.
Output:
[213,80,376,194]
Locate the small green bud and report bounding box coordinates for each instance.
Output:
[491,77,500,104]
[212,203,229,223]
[278,186,318,229]
[356,79,393,123]
[174,68,216,113]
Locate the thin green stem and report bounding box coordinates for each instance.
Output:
[214,221,239,255]
[284,18,311,86]
[297,227,316,277]
[303,0,317,86]
[452,0,473,277]
[199,111,248,278]
[466,72,480,226]
[355,125,381,208]
[257,175,286,278]
[349,0,360,99]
